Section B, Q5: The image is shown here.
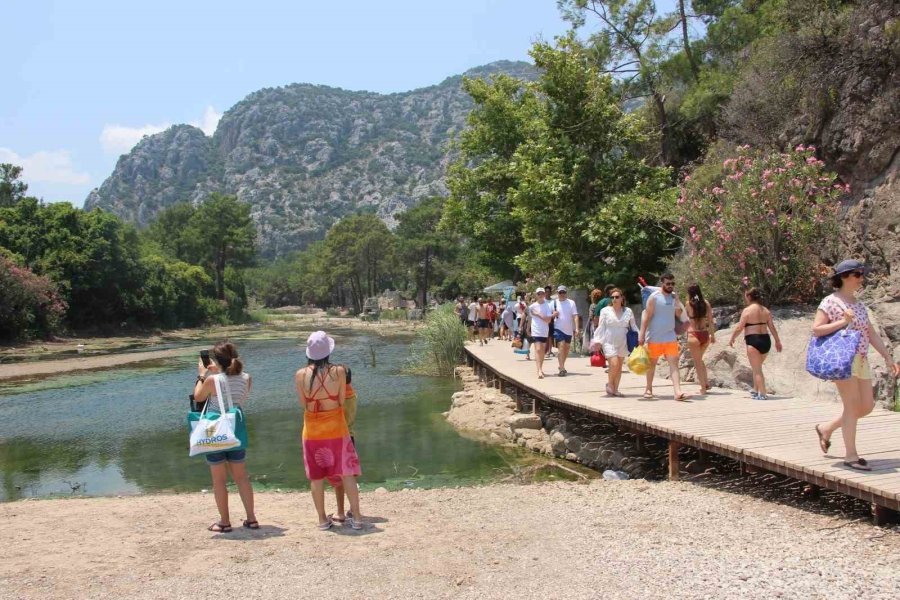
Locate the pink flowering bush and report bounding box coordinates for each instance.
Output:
[0,254,67,340]
[672,145,844,304]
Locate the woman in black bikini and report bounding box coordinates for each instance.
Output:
[727,288,782,400]
[685,284,715,394]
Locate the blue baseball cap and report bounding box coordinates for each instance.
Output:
[833,259,869,276]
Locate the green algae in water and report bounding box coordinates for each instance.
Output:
[0,336,561,501]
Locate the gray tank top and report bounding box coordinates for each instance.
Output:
[646,291,677,343]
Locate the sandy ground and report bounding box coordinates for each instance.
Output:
[3,483,899,600]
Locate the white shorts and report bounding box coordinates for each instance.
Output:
[602,340,628,358]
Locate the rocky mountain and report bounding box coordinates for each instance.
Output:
[85,61,538,256]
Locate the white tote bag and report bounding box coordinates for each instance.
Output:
[189,375,240,457]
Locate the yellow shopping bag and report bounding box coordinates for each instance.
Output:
[627,345,651,375]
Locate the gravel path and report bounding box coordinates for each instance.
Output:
[3,482,898,599]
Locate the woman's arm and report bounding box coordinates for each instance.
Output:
[706,302,716,343]
[192,358,219,402]
[868,323,900,377]
[728,310,747,347]
[767,312,783,352]
[294,370,307,412]
[337,366,347,405]
[812,308,851,338]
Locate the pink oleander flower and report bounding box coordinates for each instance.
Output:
[712,187,725,195]
[806,156,819,165]
[762,169,773,179]
[795,144,806,152]
[742,276,750,285]
[764,181,775,189]
[765,268,774,276]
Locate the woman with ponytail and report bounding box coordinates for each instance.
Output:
[684,283,716,394]
[192,341,257,532]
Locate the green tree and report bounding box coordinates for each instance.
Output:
[189,193,257,300]
[396,197,458,307]
[0,164,28,208]
[145,202,200,263]
[323,213,396,312]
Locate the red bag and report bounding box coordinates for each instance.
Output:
[590,351,606,368]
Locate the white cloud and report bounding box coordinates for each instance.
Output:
[99,105,222,155]
[100,122,170,155]
[0,147,90,186]
[192,105,222,136]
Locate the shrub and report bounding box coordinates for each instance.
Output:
[0,255,67,340]
[408,303,467,376]
[380,308,408,321]
[672,144,843,304]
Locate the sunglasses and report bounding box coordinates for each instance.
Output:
[611,295,622,299]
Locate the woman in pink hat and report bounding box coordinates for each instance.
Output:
[294,331,363,530]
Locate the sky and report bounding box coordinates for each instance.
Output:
[2,0,680,207]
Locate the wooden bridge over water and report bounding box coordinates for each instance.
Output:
[465,343,900,524]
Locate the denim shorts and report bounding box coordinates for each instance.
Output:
[553,331,573,343]
[205,448,246,465]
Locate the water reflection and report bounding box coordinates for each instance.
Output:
[0,335,533,501]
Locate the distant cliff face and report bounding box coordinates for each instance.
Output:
[85,61,538,256]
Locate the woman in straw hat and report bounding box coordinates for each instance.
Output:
[295,331,363,530]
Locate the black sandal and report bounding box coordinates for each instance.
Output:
[814,425,831,453]
[208,522,232,533]
[242,520,260,530]
[843,459,871,471]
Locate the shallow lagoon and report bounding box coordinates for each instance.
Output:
[0,334,544,501]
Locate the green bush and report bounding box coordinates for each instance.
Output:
[380,308,407,321]
[409,304,467,377]
[672,144,843,304]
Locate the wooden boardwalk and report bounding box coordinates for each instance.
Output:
[465,341,900,520]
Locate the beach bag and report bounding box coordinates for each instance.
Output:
[627,346,651,375]
[626,329,639,352]
[513,338,530,355]
[590,351,606,368]
[187,375,246,456]
[512,336,523,349]
[806,298,861,380]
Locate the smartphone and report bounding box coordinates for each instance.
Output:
[200,350,211,367]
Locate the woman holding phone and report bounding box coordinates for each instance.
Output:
[192,341,258,533]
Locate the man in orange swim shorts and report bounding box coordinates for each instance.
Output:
[637,274,689,400]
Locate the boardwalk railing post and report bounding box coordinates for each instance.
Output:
[668,441,681,481]
[873,504,898,527]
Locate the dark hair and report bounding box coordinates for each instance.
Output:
[660,273,675,283]
[745,287,762,303]
[306,356,331,392]
[604,284,616,295]
[590,288,603,303]
[212,342,243,376]
[544,285,552,291]
[687,283,707,319]
[829,271,858,289]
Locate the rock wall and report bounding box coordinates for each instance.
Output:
[447,366,666,479]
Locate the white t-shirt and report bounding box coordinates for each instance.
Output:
[467,302,478,322]
[552,298,579,336]
[529,301,553,338]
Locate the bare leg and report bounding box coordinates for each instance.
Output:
[310,479,328,525]
[227,462,256,523]
[557,340,570,371]
[666,353,684,399]
[333,483,346,518]
[746,347,766,395]
[341,475,362,520]
[609,356,624,393]
[821,377,874,461]
[535,341,546,377]
[687,336,709,392]
[209,463,230,526]
[645,356,657,395]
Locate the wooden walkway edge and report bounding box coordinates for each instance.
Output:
[464,342,900,522]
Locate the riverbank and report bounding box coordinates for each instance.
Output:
[3,483,898,599]
[0,312,423,380]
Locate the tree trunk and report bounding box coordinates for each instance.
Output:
[651,89,672,166]
[679,0,700,81]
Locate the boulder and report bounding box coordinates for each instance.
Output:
[506,414,543,430]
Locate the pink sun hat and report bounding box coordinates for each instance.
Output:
[305,331,335,361]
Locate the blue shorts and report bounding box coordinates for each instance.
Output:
[205,449,246,465]
[553,331,573,343]
[533,336,548,344]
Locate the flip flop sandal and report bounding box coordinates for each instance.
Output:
[242,520,260,530]
[814,425,831,453]
[329,513,346,523]
[317,518,334,531]
[675,393,690,401]
[643,391,654,399]
[843,459,871,471]
[348,517,363,531]
[208,522,232,533]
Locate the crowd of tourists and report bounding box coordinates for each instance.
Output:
[461,259,898,473]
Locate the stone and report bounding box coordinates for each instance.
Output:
[549,431,568,456]
[506,414,543,430]
[375,487,388,494]
[565,435,583,453]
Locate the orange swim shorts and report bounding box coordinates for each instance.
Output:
[647,341,680,360]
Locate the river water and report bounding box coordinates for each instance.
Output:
[0,333,544,501]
